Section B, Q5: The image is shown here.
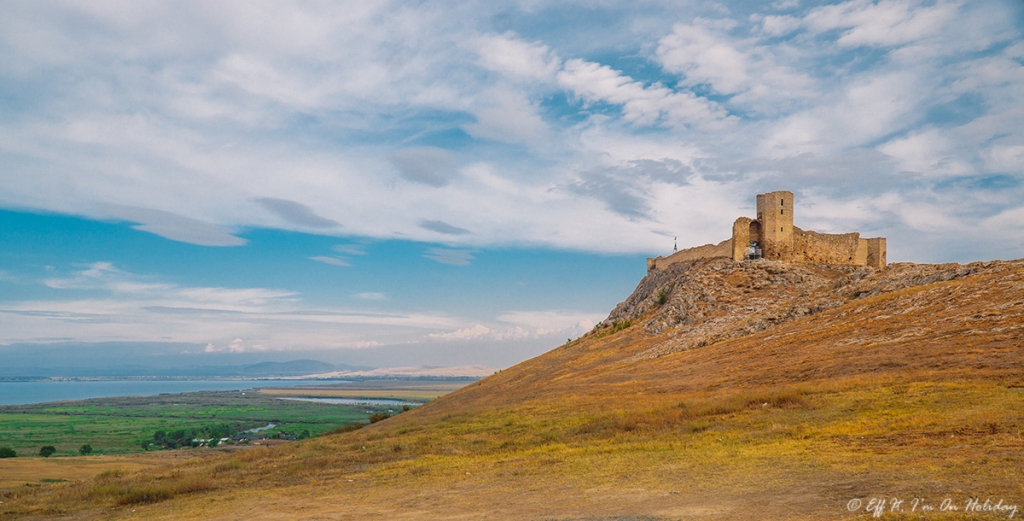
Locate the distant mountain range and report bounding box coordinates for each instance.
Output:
[307,365,497,378]
[0,359,373,378]
[233,360,369,376]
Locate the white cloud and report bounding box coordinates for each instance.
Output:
[332,244,367,256]
[389,147,458,187]
[803,0,959,48]
[879,128,973,177]
[772,0,801,10]
[0,1,1020,264]
[557,58,728,128]
[760,69,922,156]
[983,206,1024,235]
[310,256,350,267]
[424,310,601,343]
[759,15,802,36]
[2,262,466,349]
[657,22,751,94]
[985,145,1024,173]
[102,205,247,247]
[427,324,490,341]
[656,21,813,114]
[473,32,560,82]
[255,198,338,228]
[497,310,602,335]
[464,87,550,144]
[205,338,259,353]
[423,248,474,266]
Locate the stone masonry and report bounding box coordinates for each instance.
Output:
[648,191,886,272]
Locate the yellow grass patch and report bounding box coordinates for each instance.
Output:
[0,451,196,493]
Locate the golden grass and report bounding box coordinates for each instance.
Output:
[0,451,195,494]
[3,376,1021,520]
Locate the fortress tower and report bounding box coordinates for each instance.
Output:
[756,191,794,261]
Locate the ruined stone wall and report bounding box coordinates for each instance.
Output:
[731,217,754,261]
[648,239,732,272]
[867,238,887,269]
[792,228,864,265]
[648,190,886,272]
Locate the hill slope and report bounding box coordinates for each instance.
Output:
[3,258,1023,520]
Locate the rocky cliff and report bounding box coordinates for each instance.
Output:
[603,257,1022,362]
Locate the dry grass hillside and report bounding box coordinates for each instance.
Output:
[3,258,1023,521]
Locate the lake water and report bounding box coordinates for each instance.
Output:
[0,379,339,406]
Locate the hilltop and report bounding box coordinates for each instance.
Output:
[2,258,1022,520]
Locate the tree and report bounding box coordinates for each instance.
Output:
[0,446,15,458]
[79,444,93,455]
[39,445,56,457]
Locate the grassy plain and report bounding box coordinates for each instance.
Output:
[0,386,425,458]
[2,376,1020,520]
[0,451,198,493]
[258,379,472,401]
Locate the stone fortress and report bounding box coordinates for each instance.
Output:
[648,191,886,272]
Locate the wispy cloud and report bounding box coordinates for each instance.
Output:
[425,310,601,342]
[2,262,461,350]
[2,260,610,367]
[423,248,474,266]
[419,220,471,236]
[255,198,339,228]
[332,244,367,256]
[310,256,349,267]
[389,147,458,187]
[101,205,246,247]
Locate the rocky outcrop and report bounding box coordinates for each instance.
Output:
[600,257,1020,362]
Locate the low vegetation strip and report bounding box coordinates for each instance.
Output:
[258,379,472,401]
[0,390,401,457]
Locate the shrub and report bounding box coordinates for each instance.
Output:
[368,413,390,424]
[0,446,15,458]
[79,444,93,455]
[610,319,632,333]
[39,445,57,457]
[116,487,175,506]
[329,423,364,435]
[657,289,669,305]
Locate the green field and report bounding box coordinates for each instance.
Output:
[0,390,412,457]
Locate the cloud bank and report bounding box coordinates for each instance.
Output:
[0,1,1018,261]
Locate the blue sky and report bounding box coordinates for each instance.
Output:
[1,0,1022,371]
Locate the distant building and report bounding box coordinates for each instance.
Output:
[648,191,886,272]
